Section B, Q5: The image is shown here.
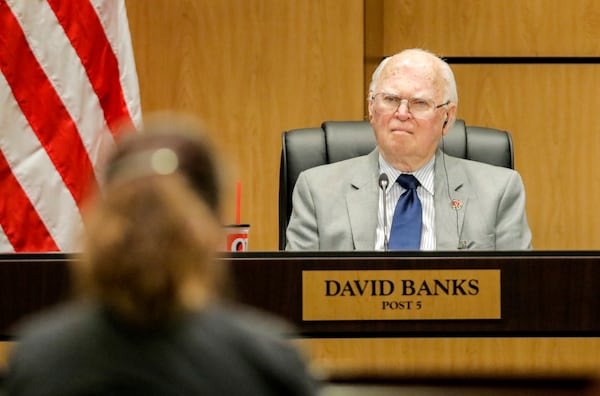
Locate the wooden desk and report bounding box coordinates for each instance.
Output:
[1,251,600,379]
[228,251,600,378]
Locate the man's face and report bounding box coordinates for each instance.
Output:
[368,55,455,171]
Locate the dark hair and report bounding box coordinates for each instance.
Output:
[76,113,226,328]
[106,113,222,212]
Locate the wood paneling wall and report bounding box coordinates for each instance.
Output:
[366,0,600,249]
[125,0,364,250]
[380,0,600,56]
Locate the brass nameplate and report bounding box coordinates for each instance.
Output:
[302,269,501,321]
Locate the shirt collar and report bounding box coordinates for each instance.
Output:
[378,154,435,195]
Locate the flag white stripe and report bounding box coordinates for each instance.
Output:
[0,226,15,253]
[0,72,83,252]
[90,0,142,129]
[7,0,117,179]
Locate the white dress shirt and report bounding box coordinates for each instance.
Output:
[375,154,435,251]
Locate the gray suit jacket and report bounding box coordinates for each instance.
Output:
[285,149,532,251]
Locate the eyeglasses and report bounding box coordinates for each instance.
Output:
[370,93,450,118]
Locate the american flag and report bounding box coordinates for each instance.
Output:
[0,0,141,252]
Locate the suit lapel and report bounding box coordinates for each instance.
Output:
[434,151,470,249]
[347,150,379,250]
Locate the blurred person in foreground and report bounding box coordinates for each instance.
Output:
[4,113,318,396]
[286,48,532,251]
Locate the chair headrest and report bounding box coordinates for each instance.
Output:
[322,119,471,163]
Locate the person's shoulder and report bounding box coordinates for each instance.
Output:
[11,302,106,357]
[442,154,526,195]
[15,301,95,339]
[197,304,295,340]
[6,301,109,386]
[300,150,376,180]
[444,154,518,177]
[192,305,319,393]
[193,304,308,362]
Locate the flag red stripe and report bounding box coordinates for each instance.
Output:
[47,0,134,135]
[0,150,59,252]
[0,1,97,207]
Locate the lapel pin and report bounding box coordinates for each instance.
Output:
[451,199,463,210]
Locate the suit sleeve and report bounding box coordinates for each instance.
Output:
[495,171,533,249]
[285,172,319,251]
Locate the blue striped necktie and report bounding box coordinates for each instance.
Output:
[388,174,422,250]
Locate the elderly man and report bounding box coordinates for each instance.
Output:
[286,48,532,251]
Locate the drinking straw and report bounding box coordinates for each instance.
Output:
[236,180,241,224]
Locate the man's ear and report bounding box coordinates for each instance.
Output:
[367,98,375,121]
[441,104,457,136]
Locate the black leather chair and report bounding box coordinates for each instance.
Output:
[278,119,514,250]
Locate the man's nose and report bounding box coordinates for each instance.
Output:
[394,101,411,118]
